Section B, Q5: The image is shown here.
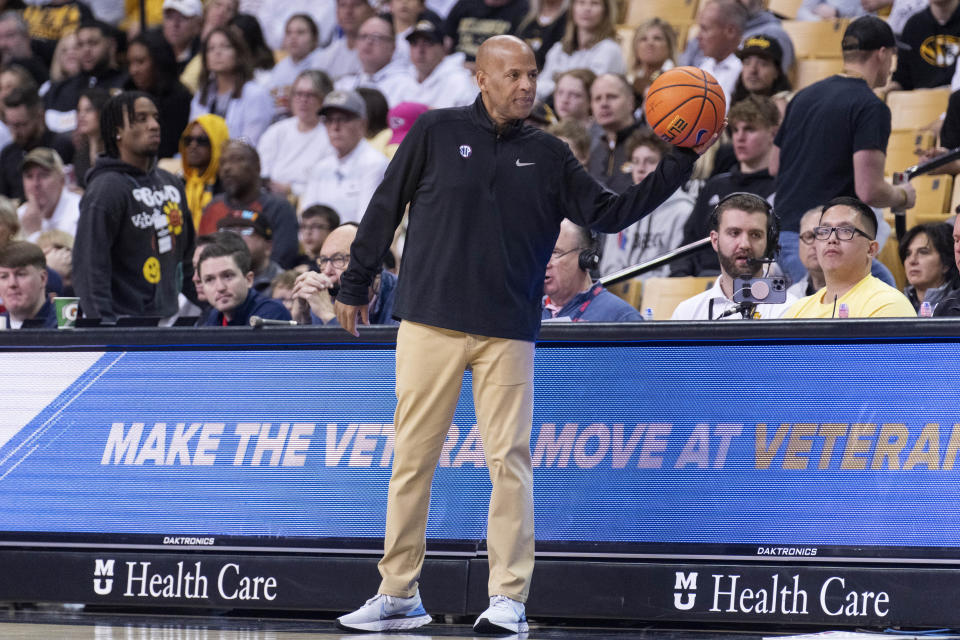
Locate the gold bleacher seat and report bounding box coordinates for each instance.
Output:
[950,176,960,215]
[910,175,954,214]
[768,0,804,19]
[793,58,843,90]
[782,19,849,59]
[639,276,714,320]
[621,0,698,27]
[887,88,950,132]
[607,277,643,310]
[885,130,930,175]
[875,234,907,291]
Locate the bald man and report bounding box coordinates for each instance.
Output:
[290,223,398,325]
[335,35,719,634]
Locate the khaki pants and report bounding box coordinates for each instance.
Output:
[378,320,535,603]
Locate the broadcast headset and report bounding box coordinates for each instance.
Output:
[707,191,781,262]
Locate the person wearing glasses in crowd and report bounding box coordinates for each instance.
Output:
[179,114,229,231]
[334,15,418,109]
[291,222,397,326]
[298,205,340,264]
[298,90,388,223]
[542,219,643,321]
[784,197,915,318]
[257,70,335,199]
[786,207,826,298]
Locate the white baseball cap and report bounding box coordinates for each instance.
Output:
[163,0,203,18]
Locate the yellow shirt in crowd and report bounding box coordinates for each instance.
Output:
[783,275,917,319]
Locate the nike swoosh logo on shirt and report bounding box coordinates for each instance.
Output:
[516,160,535,167]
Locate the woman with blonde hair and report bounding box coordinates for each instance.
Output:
[536,0,624,99]
[627,18,676,98]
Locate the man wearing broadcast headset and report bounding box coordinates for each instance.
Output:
[671,192,798,320]
[332,35,721,634]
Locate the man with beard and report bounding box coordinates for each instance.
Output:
[197,140,299,269]
[671,192,796,320]
[44,20,128,132]
[73,92,194,323]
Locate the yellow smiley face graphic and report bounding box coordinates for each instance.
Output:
[143,257,161,284]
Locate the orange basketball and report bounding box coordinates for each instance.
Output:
[644,66,726,148]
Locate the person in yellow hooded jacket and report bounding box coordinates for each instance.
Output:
[179,113,229,230]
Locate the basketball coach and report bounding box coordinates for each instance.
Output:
[334,35,720,635]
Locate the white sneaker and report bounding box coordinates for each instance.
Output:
[336,591,432,632]
[473,595,529,635]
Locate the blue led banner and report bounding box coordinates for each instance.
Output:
[1,343,959,553]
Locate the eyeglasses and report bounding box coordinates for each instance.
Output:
[549,247,581,261]
[182,135,211,147]
[291,90,320,100]
[318,253,349,269]
[813,226,873,242]
[799,231,816,245]
[321,113,358,125]
[356,33,393,44]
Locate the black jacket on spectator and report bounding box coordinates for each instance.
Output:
[0,129,74,200]
[74,156,195,323]
[444,0,529,62]
[892,3,960,91]
[670,165,776,277]
[201,289,291,326]
[587,120,643,195]
[44,65,128,113]
[339,95,698,342]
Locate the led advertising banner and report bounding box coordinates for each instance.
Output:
[1,339,959,561]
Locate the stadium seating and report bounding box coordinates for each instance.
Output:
[793,58,844,90]
[887,88,950,132]
[781,19,849,59]
[639,276,714,319]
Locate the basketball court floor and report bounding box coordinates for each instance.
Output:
[0,606,840,640]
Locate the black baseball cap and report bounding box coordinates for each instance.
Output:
[406,13,443,44]
[736,34,783,67]
[841,15,896,52]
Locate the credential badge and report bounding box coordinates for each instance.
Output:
[459,145,472,158]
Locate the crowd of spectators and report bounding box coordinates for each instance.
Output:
[0,0,955,330]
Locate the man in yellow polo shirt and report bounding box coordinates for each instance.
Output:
[784,196,915,319]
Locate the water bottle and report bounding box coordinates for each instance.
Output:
[838,303,849,319]
[643,307,654,322]
[919,301,933,318]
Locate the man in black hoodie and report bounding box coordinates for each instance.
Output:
[334,35,718,635]
[73,91,195,323]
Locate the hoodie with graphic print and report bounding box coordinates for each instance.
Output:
[74,157,195,323]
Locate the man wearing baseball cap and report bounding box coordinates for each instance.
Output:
[407,12,477,108]
[16,148,80,243]
[731,34,792,105]
[298,90,388,224]
[161,0,203,76]
[772,15,916,286]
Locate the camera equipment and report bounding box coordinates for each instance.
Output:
[732,277,787,305]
